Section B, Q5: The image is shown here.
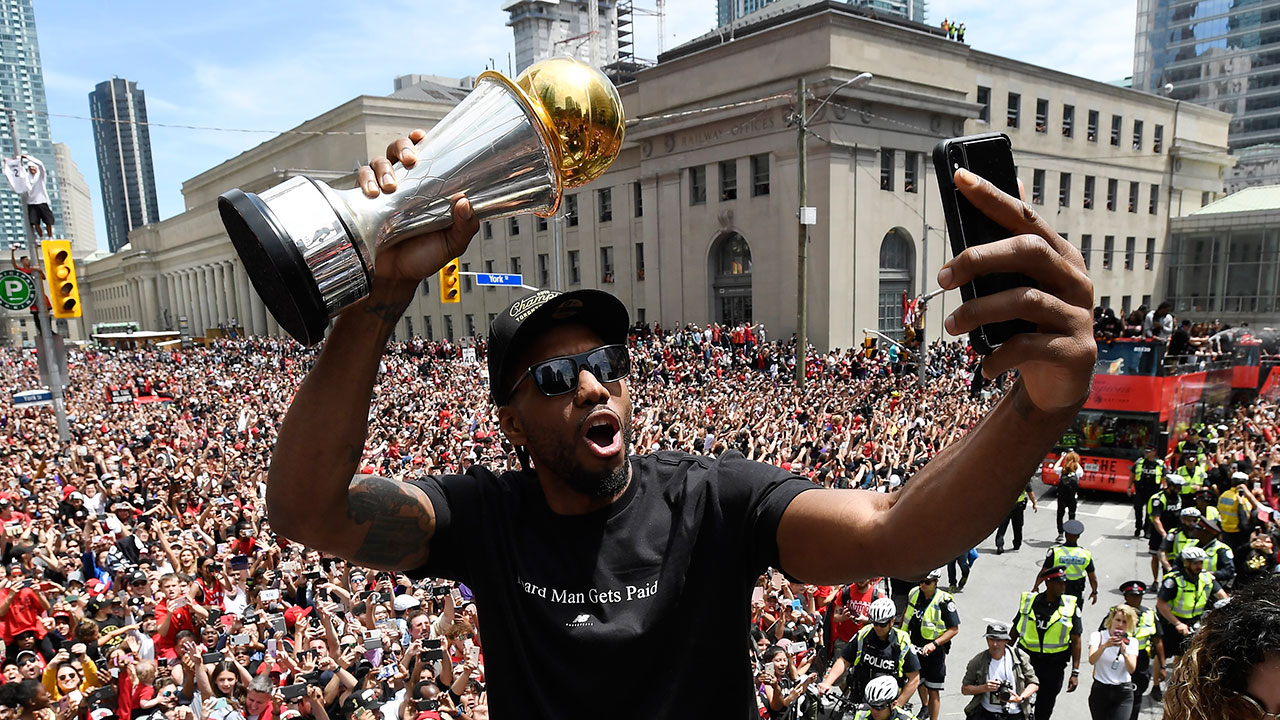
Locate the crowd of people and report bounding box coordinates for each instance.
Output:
[0,314,1275,720]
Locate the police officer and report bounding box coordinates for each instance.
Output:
[1130,445,1164,538]
[1145,481,1182,585]
[1217,471,1256,551]
[995,482,1038,555]
[1159,507,1203,576]
[853,675,920,720]
[1173,452,1206,498]
[1174,428,1202,466]
[1034,519,1099,605]
[1108,581,1165,719]
[1155,546,1228,659]
[820,598,921,708]
[901,569,959,720]
[1192,518,1235,586]
[1010,566,1083,720]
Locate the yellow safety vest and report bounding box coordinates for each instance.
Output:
[1015,592,1078,654]
[1134,606,1157,654]
[1165,570,1214,620]
[1169,529,1196,558]
[1217,488,1252,533]
[905,586,954,641]
[1051,545,1092,582]
[851,624,912,678]
[1134,458,1165,485]
[1200,538,1230,574]
[1176,466,1206,495]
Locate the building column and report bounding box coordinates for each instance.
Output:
[199,266,213,331]
[220,262,235,328]
[250,285,268,336]
[213,263,226,326]
[184,270,198,332]
[146,276,161,330]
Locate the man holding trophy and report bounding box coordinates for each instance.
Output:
[226,59,1097,718]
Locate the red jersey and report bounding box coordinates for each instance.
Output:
[0,587,46,642]
[153,599,195,659]
[826,581,886,645]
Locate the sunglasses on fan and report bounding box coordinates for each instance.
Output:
[509,345,631,398]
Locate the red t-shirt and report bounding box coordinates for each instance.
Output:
[0,587,46,642]
[828,582,886,644]
[153,599,195,658]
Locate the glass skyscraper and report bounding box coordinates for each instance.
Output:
[1133,0,1280,148]
[0,0,62,253]
[89,78,160,253]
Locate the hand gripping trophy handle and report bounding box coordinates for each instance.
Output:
[218,57,625,345]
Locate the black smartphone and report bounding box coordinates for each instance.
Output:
[431,586,451,597]
[279,683,308,700]
[932,132,1037,354]
[229,555,250,571]
[202,651,224,664]
[420,648,444,663]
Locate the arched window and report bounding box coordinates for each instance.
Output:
[710,232,753,326]
[718,235,752,276]
[877,228,915,340]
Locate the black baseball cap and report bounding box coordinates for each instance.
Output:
[488,289,629,405]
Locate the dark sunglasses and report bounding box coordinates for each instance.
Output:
[509,345,630,398]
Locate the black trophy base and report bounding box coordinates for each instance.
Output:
[219,189,329,345]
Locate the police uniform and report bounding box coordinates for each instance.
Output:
[1157,569,1222,657]
[1131,455,1165,535]
[995,484,1033,552]
[1013,588,1082,720]
[1160,527,1198,566]
[839,624,921,704]
[1146,490,1181,556]
[1044,542,1095,601]
[1197,534,1235,585]
[1174,464,1207,497]
[903,585,960,691]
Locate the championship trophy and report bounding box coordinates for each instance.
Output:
[218,57,625,345]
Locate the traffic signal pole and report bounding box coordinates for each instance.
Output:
[7,110,70,442]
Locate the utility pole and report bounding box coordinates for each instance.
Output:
[918,224,928,388]
[795,77,808,389]
[7,110,70,442]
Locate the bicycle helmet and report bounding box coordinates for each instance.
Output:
[864,675,899,709]
[1180,546,1208,563]
[1180,507,1202,519]
[868,597,897,625]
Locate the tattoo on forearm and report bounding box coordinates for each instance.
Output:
[360,301,404,327]
[346,476,433,567]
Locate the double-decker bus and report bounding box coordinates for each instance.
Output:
[1231,338,1280,403]
[1041,338,1233,493]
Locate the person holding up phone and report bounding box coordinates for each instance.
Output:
[154,575,208,662]
[265,131,1096,718]
[1086,606,1139,720]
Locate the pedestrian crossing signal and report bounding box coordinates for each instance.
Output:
[439,259,460,304]
[41,240,81,319]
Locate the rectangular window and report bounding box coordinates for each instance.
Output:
[1035,98,1048,133]
[904,151,919,193]
[751,154,770,196]
[1059,172,1071,207]
[1107,178,1118,211]
[461,262,472,293]
[538,253,550,287]
[1083,176,1095,209]
[600,246,614,283]
[977,86,990,122]
[484,259,494,287]
[509,217,520,235]
[465,314,475,337]
[1007,92,1020,128]
[1110,114,1122,146]
[1132,119,1144,150]
[1103,235,1115,269]
[488,312,497,330]
[424,316,433,341]
[566,194,579,227]
[598,187,613,222]
[1032,168,1045,205]
[689,166,707,205]
[1123,296,1132,315]
[634,181,643,216]
[636,308,645,324]
[1087,109,1099,142]
[1062,104,1075,138]
[483,221,493,240]
[509,256,521,275]
[444,315,454,341]
[1145,237,1155,270]
[719,160,737,201]
[1153,124,1164,153]
[568,250,580,285]
[1100,295,1111,309]
[1081,234,1092,270]
[1128,181,1139,213]
[635,242,645,281]
[1125,236,1136,270]
[880,148,895,191]
[537,216,548,232]
[404,317,414,338]
[1149,184,1159,214]
[1142,294,1152,309]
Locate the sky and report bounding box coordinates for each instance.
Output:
[33,1,1137,252]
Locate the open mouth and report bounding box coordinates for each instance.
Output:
[581,410,623,459]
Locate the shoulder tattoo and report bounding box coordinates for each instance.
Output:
[346,475,433,568]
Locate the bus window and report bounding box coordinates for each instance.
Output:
[1095,341,1162,376]
[1057,411,1158,458]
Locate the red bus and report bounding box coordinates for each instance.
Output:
[1041,338,1233,493]
[1232,339,1280,403]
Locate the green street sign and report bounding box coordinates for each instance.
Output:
[0,269,35,311]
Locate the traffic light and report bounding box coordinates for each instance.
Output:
[863,336,877,359]
[439,259,460,304]
[41,240,81,319]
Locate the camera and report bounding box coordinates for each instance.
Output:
[993,680,1015,704]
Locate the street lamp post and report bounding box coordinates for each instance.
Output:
[794,72,873,389]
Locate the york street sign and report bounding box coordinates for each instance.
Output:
[0,269,34,310]
[475,273,523,286]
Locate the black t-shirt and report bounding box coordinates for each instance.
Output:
[1168,327,1192,357]
[409,451,815,719]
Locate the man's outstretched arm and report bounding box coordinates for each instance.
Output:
[778,167,1095,584]
[267,131,478,571]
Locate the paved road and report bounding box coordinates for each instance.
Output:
[918,478,1164,719]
